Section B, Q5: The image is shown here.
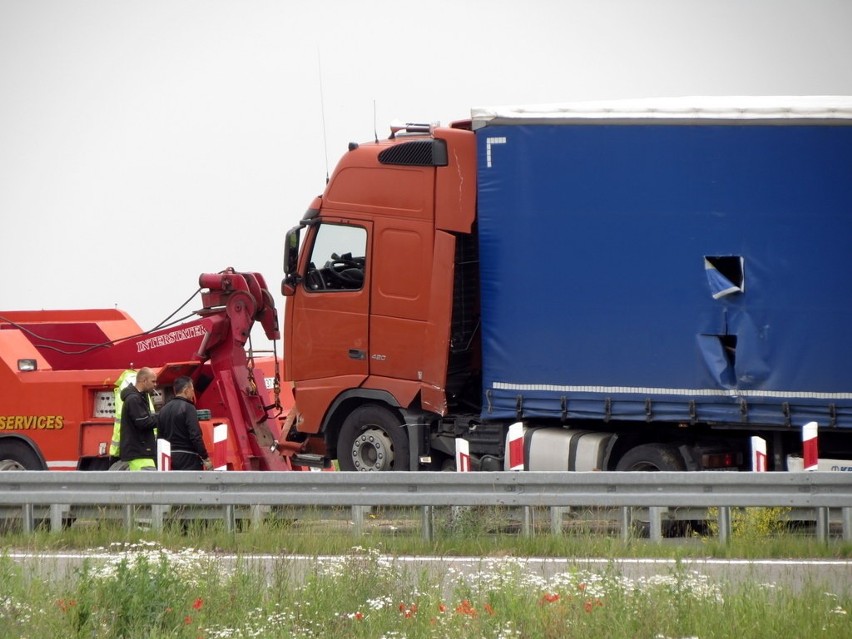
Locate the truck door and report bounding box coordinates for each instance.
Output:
[288,221,371,382]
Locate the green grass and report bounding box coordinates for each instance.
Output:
[2,505,851,559]
[2,506,850,637]
[1,540,850,639]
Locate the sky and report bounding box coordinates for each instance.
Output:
[2,0,852,350]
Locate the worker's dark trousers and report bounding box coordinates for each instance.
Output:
[170,451,203,471]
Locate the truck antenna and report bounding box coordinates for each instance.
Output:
[373,99,378,143]
[317,47,329,183]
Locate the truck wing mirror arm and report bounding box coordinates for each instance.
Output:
[281,273,301,297]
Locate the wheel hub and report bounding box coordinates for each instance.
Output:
[351,427,395,471]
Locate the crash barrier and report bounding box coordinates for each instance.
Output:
[1,471,850,543]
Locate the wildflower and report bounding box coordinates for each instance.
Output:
[455,599,477,616]
[193,598,204,611]
[583,600,594,613]
[398,602,417,617]
[540,593,560,604]
[184,615,193,625]
[484,603,495,616]
[355,611,364,620]
[438,603,448,613]
[56,599,77,613]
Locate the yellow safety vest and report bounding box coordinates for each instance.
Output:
[109,369,155,457]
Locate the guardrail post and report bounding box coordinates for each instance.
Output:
[224,505,236,533]
[648,507,663,542]
[522,506,533,537]
[351,505,365,536]
[843,507,852,541]
[815,507,830,543]
[151,505,167,531]
[620,507,632,542]
[550,506,564,535]
[718,506,732,544]
[49,504,65,533]
[123,505,134,531]
[421,506,433,541]
[250,505,265,530]
[22,504,34,534]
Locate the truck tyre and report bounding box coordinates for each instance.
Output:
[337,404,410,471]
[0,439,44,470]
[614,443,686,472]
[616,443,690,537]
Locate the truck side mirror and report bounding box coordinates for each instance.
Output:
[284,226,300,278]
[281,279,296,297]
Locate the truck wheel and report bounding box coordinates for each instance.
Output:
[616,443,689,537]
[615,443,686,471]
[0,439,43,470]
[338,404,410,471]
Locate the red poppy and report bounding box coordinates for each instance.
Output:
[57,599,77,613]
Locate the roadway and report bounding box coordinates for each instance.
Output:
[7,551,851,596]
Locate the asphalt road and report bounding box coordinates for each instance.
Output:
[7,552,851,596]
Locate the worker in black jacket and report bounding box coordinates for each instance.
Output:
[119,367,159,470]
[158,376,212,471]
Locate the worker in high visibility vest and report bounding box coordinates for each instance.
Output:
[119,367,159,470]
[109,369,146,461]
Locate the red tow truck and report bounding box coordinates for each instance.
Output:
[0,269,313,471]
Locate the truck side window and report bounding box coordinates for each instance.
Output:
[304,224,367,292]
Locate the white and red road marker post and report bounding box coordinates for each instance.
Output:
[802,421,819,471]
[213,423,229,470]
[455,438,472,472]
[156,438,171,471]
[751,436,767,472]
[506,422,525,471]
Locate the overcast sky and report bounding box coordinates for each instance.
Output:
[2,0,851,349]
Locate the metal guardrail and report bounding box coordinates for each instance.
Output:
[1,471,850,542]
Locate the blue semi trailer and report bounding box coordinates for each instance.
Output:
[283,96,852,473]
[473,97,852,471]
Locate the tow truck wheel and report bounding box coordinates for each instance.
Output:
[338,404,410,471]
[0,439,43,470]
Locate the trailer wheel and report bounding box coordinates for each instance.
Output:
[0,439,44,470]
[337,404,410,471]
[615,443,686,472]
